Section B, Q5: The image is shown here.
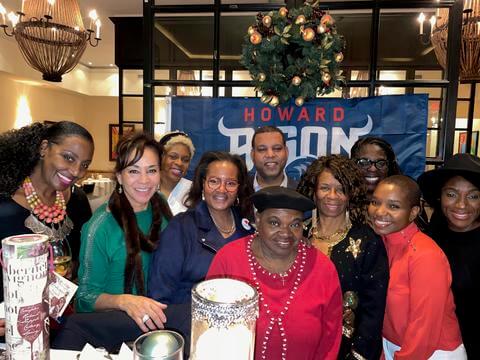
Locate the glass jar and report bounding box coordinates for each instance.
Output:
[190,278,258,360]
[50,239,72,279]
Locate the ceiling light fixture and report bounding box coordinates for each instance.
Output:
[427,1,479,81]
[0,0,101,82]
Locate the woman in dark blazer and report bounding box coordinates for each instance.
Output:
[148,151,254,304]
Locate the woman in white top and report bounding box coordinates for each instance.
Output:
[158,131,195,215]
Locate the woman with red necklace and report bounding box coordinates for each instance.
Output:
[207,186,343,360]
[0,121,95,336]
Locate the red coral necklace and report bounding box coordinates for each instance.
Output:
[22,176,66,224]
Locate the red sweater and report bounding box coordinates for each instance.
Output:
[207,235,342,360]
[382,223,463,359]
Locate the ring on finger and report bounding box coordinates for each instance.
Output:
[142,314,150,323]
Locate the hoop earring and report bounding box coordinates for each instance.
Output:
[118,185,123,194]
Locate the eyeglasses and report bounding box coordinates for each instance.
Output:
[355,158,388,170]
[205,177,239,192]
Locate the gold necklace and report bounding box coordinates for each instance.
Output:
[311,222,352,257]
[209,208,236,235]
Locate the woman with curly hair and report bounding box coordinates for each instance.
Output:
[148,151,255,305]
[297,155,389,360]
[0,121,94,293]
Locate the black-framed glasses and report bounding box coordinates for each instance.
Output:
[355,158,388,170]
[205,177,239,192]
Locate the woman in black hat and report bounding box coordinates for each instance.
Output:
[207,186,343,360]
[418,153,480,359]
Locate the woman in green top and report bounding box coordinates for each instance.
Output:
[76,132,172,332]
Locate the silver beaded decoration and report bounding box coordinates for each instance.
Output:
[247,235,307,360]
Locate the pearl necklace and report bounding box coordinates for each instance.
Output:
[247,235,307,360]
[22,176,66,224]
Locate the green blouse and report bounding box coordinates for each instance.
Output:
[76,202,168,312]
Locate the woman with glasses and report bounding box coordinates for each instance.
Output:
[158,131,195,215]
[350,137,401,200]
[148,151,255,305]
[297,155,389,360]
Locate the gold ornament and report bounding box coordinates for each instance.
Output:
[247,26,256,35]
[291,76,302,86]
[260,94,271,103]
[295,15,306,25]
[250,31,262,45]
[320,14,334,27]
[335,52,344,63]
[322,72,332,83]
[269,96,280,107]
[302,28,315,42]
[258,73,266,82]
[317,25,325,34]
[295,97,305,107]
[262,15,272,28]
[279,7,288,18]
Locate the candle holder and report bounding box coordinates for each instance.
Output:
[190,278,258,360]
[133,330,184,360]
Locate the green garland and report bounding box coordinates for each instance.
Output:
[240,1,346,106]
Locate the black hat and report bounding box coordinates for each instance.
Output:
[251,186,315,213]
[418,153,480,206]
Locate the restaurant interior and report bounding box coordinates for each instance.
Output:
[0,0,478,178]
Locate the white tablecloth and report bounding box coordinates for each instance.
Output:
[83,178,115,197]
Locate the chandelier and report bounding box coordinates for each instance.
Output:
[430,1,480,81]
[0,0,101,82]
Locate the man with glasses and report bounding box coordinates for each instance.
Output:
[250,126,298,191]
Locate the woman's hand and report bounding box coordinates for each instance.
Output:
[117,294,168,332]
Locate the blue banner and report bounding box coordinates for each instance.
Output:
[169,94,428,180]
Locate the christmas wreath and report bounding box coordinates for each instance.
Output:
[240,0,346,106]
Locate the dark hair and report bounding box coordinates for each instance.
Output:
[379,175,422,208]
[297,154,368,224]
[185,151,254,220]
[108,132,172,295]
[251,126,286,148]
[0,121,94,199]
[350,136,401,176]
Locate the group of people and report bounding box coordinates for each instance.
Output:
[0,121,478,360]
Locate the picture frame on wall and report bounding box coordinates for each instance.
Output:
[109,124,135,161]
[458,131,479,156]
